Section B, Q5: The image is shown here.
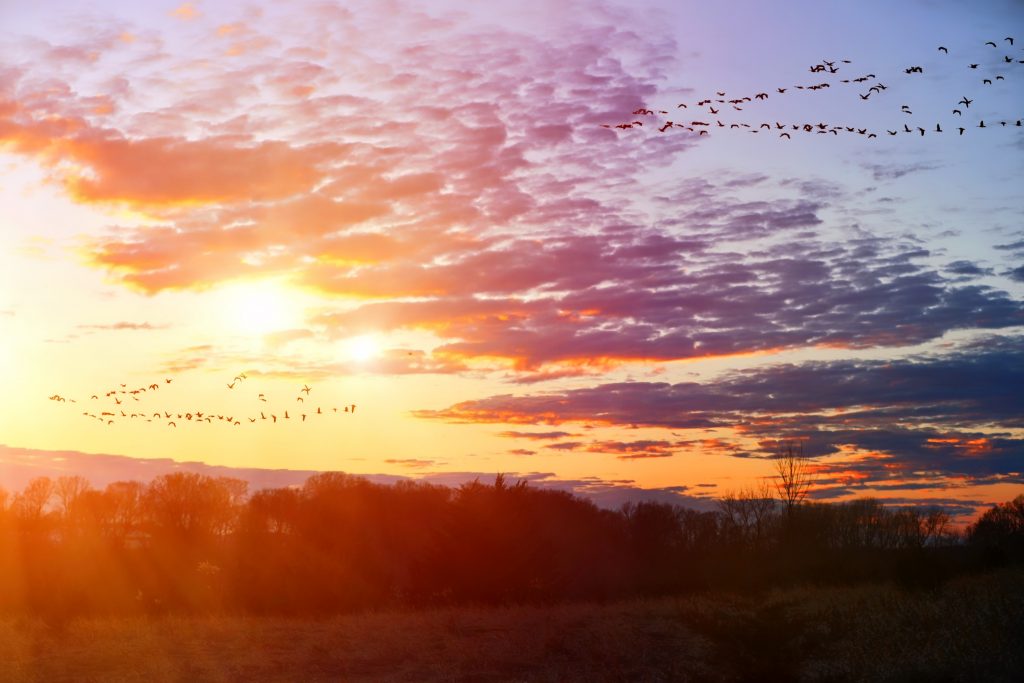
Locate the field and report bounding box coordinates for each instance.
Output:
[2,569,1021,682]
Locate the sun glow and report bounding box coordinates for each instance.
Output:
[218,280,305,336]
[347,334,380,362]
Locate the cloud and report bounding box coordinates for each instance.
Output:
[78,321,166,331]
[543,439,677,459]
[498,430,579,440]
[416,336,1024,485]
[384,458,436,469]
[4,1,1021,384]
[171,3,201,21]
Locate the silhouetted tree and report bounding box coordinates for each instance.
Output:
[773,442,813,514]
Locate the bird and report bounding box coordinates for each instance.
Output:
[979,120,986,128]
[297,396,304,402]
[165,378,172,384]
[301,385,311,394]
[958,127,966,135]
[953,109,962,116]
[1008,37,1015,45]
[935,123,942,132]
[168,421,176,427]
[938,46,948,53]
[983,79,992,84]
[985,41,997,47]
[227,382,236,389]
[777,88,787,93]
[887,130,898,136]
[969,64,979,69]
[258,393,267,402]
[959,97,972,107]
[780,132,791,139]
[755,93,768,100]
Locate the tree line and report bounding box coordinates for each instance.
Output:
[0,469,1021,616]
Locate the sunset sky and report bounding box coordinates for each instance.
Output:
[1,0,1022,519]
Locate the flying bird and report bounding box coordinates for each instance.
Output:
[985,41,997,47]
[938,46,948,53]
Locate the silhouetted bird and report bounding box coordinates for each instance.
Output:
[938,46,948,53]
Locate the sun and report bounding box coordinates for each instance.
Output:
[347,334,380,362]
[218,280,305,336]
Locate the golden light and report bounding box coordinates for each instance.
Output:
[218,280,305,336]
[346,334,380,362]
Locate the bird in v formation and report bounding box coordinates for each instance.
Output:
[604,36,1020,141]
[51,373,358,428]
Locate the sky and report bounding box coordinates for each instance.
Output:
[0,0,1022,520]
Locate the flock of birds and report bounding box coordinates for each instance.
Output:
[603,38,1022,140]
[49,374,356,428]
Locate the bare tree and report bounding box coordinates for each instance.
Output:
[719,480,776,548]
[55,475,92,519]
[13,476,54,522]
[773,441,814,514]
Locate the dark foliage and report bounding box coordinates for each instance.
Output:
[0,473,1018,616]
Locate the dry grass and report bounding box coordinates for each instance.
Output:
[1,569,1020,682]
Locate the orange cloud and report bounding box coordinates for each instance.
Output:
[171,3,201,21]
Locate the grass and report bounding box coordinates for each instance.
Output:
[1,569,1021,682]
